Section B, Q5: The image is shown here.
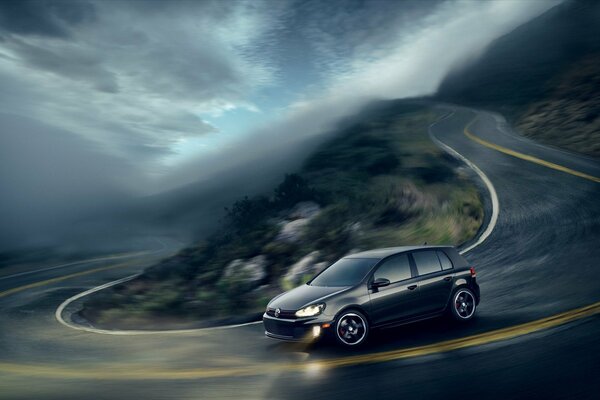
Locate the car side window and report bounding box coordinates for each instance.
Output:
[436,250,454,270]
[373,254,412,283]
[412,251,442,275]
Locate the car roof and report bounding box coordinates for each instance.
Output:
[345,245,453,260]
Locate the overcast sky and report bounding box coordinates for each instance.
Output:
[0,0,561,250]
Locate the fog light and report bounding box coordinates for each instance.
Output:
[312,325,321,338]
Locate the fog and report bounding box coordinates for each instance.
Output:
[0,113,144,251]
[0,0,561,254]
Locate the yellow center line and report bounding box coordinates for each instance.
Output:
[1,300,599,380]
[318,300,600,369]
[0,261,135,298]
[464,123,600,183]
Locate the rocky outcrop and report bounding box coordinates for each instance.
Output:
[276,218,311,243]
[289,201,321,219]
[223,255,267,286]
[276,202,321,243]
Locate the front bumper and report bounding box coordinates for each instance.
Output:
[263,313,332,341]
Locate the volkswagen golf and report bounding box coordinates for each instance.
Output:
[263,245,480,346]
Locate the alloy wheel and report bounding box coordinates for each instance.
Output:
[454,289,476,319]
[336,313,367,345]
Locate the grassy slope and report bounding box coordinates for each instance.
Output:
[81,102,483,329]
[516,53,600,156]
[437,0,600,157]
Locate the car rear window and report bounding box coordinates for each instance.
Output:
[412,250,442,275]
[444,247,469,268]
[436,250,454,270]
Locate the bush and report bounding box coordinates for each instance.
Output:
[273,174,316,208]
[224,196,271,232]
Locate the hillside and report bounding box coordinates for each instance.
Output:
[80,102,484,330]
[437,0,600,157]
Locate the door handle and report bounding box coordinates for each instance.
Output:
[407,285,418,290]
[443,276,452,282]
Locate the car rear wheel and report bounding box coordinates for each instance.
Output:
[449,288,477,321]
[335,310,369,346]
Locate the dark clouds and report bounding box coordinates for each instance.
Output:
[6,37,119,92]
[0,0,287,250]
[0,0,562,251]
[0,0,95,38]
[0,0,281,164]
[287,0,445,77]
[0,0,559,166]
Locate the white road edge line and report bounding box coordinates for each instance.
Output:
[55,274,262,335]
[56,109,499,335]
[428,109,499,255]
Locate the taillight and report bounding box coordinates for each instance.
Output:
[470,266,477,277]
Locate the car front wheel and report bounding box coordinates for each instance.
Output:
[449,288,477,321]
[335,310,369,346]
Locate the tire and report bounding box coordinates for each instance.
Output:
[335,310,369,346]
[449,287,477,322]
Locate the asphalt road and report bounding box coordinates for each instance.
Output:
[0,106,599,400]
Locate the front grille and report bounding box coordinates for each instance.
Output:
[263,318,295,337]
[266,307,297,319]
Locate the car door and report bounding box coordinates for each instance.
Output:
[368,253,421,326]
[410,249,455,314]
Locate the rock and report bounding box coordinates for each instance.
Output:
[223,255,267,285]
[275,202,321,243]
[284,251,320,284]
[289,201,321,219]
[223,259,244,278]
[276,218,310,243]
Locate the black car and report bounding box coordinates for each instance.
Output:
[263,246,480,346]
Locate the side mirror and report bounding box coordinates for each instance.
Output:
[371,278,390,289]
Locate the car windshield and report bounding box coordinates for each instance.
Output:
[310,258,378,287]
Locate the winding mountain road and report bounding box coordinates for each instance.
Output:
[1,106,599,400]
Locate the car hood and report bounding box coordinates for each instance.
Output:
[269,284,349,310]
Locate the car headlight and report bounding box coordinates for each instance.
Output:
[295,303,325,317]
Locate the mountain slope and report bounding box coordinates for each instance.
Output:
[80,102,484,329]
[437,0,600,157]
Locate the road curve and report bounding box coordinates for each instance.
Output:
[0,106,599,400]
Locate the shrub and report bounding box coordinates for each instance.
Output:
[273,174,316,208]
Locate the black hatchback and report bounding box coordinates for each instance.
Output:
[263,246,480,346]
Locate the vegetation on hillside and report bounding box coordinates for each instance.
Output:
[516,53,600,156]
[81,102,483,329]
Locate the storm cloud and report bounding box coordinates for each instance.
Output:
[0,0,561,251]
[0,0,95,38]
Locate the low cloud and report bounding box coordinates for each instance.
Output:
[0,0,561,252]
[0,113,141,249]
[162,0,561,189]
[0,0,284,163]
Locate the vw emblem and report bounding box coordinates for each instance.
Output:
[274,308,281,318]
